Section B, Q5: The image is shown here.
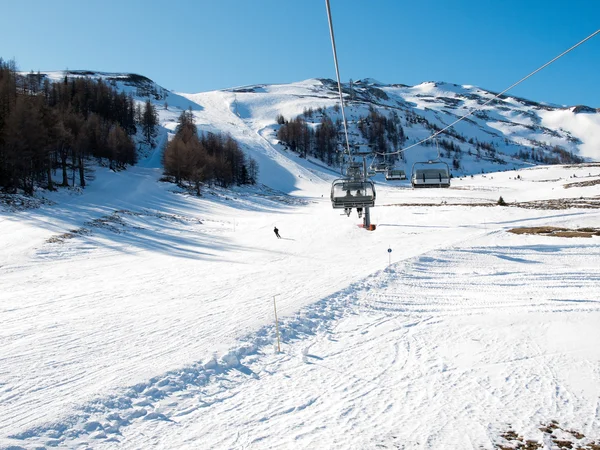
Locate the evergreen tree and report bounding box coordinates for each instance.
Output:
[141,99,158,147]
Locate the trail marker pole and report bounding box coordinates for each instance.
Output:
[388,246,392,267]
[273,295,281,353]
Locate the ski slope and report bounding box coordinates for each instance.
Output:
[2,78,600,449]
[2,158,600,449]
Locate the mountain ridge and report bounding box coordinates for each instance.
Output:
[25,70,600,186]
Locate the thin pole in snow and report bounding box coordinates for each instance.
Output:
[273,295,281,353]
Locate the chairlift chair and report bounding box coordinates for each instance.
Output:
[385,168,406,180]
[345,162,363,180]
[330,179,376,209]
[374,162,388,173]
[366,156,377,177]
[410,161,451,188]
[368,154,389,174]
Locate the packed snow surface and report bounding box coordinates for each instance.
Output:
[2,77,600,449]
[2,159,600,449]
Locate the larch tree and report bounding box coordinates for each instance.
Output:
[141,99,158,147]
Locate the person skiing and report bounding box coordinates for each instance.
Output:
[274,226,281,239]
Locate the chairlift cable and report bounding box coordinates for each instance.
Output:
[374,28,600,158]
[325,0,352,168]
[325,2,377,225]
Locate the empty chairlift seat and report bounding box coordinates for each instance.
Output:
[374,163,388,173]
[411,162,451,188]
[385,168,406,180]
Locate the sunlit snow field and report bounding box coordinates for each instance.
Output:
[2,161,600,449]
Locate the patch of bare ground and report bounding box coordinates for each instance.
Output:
[564,179,600,189]
[508,226,600,238]
[385,197,600,210]
[385,202,496,208]
[515,198,600,210]
[0,193,55,211]
[46,228,92,243]
[563,163,600,169]
[494,428,542,449]
[494,422,599,449]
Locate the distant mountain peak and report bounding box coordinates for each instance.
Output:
[571,105,597,114]
[354,78,384,86]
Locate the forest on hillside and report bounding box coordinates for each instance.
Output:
[276,101,584,171]
[276,106,405,167]
[162,109,258,195]
[0,59,257,196]
[0,59,159,193]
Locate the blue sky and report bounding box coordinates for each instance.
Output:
[1,0,599,106]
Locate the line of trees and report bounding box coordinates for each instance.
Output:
[163,110,258,195]
[276,115,314,159]
[357,107,405,154]
[516,145,583,165]
[276,106,406,166]
[276,102,588,173]
[0,59,159,194]
[275,113,340,165]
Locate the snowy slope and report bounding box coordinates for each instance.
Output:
[2,72,600,450]
[175,77,600,190]
[28,71,600,185]
[2,154,600,449]
[39,70,200,112]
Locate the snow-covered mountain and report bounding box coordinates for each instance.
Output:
[38,70,199,111]
[181,76,600,193]
[32,71,600,190]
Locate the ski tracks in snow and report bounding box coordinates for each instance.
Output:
[4,231,600,449]
[3,181,600,449]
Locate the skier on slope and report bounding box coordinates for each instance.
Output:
[274,226,281,239]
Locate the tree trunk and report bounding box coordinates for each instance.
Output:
[60,145,69,186]
[28,160,34,195]
[47,165,54,190]
[78,153,85,187]
[72,148,76,187]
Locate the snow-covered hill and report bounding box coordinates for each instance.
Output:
[30,71,600,193]
[174,76,600,196]
[2,157,600,449]
[175,76,600,184]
